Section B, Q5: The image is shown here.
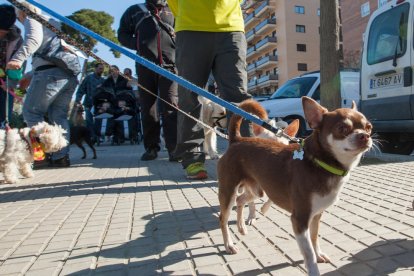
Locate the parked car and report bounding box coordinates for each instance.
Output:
[260,70,360,136]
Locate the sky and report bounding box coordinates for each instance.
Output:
[0,0,145,74]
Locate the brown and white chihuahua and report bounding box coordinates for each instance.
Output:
[217,97,372,276]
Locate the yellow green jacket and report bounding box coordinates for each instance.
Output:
[167,0,245,32]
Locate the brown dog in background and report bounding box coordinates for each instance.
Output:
[217,97,372,275]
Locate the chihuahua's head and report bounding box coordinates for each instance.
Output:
[302,97,372,169]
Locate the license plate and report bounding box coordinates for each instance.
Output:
[370,73,403,89]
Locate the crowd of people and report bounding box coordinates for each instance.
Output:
[0,0,253,180]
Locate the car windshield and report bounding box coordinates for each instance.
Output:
[269,77,317,99]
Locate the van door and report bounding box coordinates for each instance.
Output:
[361,2,412,120]
[341,73,360,108]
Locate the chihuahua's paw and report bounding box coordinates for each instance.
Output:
[316,251,331,263]
[246,215,256,226]
[225,244,239,254]
[237,222,248,235]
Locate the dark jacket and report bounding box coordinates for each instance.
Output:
[75,73,105,107]
[102,75,130,94]
[118,4,175,66]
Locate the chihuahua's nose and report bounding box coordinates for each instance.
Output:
[357,133,370,143]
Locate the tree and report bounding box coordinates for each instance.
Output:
[320,0,343,110]
[61,9,120,58]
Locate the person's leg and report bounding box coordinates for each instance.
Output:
[174,31,215,170]
[158,68,178,157]
[7,94,13,123]
[84,107,95,140]
[23,69,59,127]
[138,66,160,160]
[0,86,6,127]
[213,32,253,137]
[47,72,78,162]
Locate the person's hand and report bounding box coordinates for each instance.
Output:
[6,61,22,70]
[19,77,31,90]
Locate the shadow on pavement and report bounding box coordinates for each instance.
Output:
[324,239,414,275]
[66,206,222,275]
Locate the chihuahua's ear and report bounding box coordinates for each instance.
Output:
[351,100,357,110]
[302,96,328,129]
[284,119,299,137]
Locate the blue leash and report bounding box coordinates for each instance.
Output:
[25,0,294,140]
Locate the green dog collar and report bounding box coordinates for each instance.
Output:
[313,158,348,177]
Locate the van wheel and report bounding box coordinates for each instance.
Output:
[379,134,414,155]
[285,117,309,138]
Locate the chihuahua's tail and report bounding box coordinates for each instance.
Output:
[228,99,268,144]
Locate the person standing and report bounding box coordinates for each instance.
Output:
[167,0,252,179]
[118,0,178,161]
[0,4,23,128]
[102,65,130,94]
[6,2,78,167]
[75,63,105,142]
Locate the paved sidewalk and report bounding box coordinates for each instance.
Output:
[0,141,413,275]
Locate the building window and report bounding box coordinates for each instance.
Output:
[378,0,388,8]
[297,44,307,52]
[295,5,305,14]
[361,2,370,17]
[317,8,320,16]
[296,25,306,33]
[298,63,308,71]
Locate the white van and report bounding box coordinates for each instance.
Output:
[260,70,360,136]
[360,0,414,154]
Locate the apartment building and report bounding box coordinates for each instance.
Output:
[341,0,389,67]
[244,0,320,96]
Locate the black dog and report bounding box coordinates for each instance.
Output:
[70,126,97,159]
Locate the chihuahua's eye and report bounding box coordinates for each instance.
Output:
[338,125,350,135]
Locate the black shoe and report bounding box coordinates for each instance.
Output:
[33,159,50,170]
[141,149,158,161]
[49,155,70,168]
[168,152,181,162]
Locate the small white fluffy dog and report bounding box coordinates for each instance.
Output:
[198,96,228,159]
[0,122,68,184]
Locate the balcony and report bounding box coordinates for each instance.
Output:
[247,45,256,58]
[256,74,278,88]
[246,29,255,42]
[243,0,256,10]
[244,12,259,30]
[255,0,272,18]
[247,63,256,72]
[255,36,277,52]
[255,55,278,71]
[248,79,257,89]
[254,18,276,36]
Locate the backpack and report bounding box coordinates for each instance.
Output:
[134,4,175,65]
[35,36,82,76]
